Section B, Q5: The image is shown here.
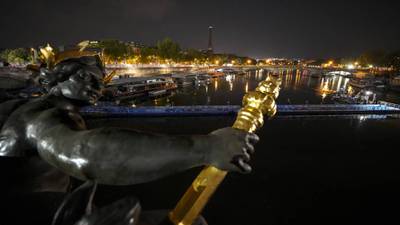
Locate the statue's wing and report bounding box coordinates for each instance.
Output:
[74,197,141,225]
[52,181,97,225]
[53,180,142,225]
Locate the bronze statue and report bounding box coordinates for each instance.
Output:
[0,55,258,225]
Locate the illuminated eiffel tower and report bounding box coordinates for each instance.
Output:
[207,26,214,54]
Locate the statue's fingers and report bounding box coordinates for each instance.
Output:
[246,133,259,144]
[237,158,252,173]
[241,149,251,162]
[230,156,252,174]
[245,143,255,154]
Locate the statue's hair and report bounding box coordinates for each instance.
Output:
[39,55,105,91]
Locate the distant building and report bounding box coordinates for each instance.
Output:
[127,41,145,49]
[127,41,145,54]
[258,58,295,66]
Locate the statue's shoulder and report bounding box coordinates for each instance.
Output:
[0,98,52,157]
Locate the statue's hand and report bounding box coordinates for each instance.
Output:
[207,127,259,173]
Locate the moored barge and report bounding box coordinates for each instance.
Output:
[104,76,177,100]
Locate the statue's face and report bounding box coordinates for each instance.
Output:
[57,66,103,104]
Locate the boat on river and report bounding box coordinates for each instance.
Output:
[324,71,352,77]
[216,68,246,75]
[208,71,225,78]
[331,88,377,104]
[104,76,177,100]
[196,73,212,85]
[349,78,388,91]
[172,73,198,87]
[389,76,400,92]
[348,78,373,89]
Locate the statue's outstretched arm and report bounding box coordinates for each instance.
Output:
[31,109,257,185]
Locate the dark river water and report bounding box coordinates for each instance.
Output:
[86,69,400,225]
[1,69,400,225]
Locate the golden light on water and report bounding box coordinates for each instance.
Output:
[317,75,350,100]
[295,70,301,87]
[347,86,353,95]
[214,80,218,90]
[322,80,329,92]
[320,78,325,89]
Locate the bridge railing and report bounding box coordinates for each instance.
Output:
[82,103,400,118]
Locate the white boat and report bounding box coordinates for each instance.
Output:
[149,89,167,97]
[325,71,352,77]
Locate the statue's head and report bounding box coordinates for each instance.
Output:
[39,55,105,105]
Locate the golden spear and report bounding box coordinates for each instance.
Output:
[169,75,282,225]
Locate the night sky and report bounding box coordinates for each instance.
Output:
[0,0,399,59]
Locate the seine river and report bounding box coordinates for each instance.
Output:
[1,68,399,224]
[118,68,400,106]
[87,69,400,225]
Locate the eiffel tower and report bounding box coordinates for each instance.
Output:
[207,26,214,54]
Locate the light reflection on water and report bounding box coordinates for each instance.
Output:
[108,67,192,77]
[122,69,400,106]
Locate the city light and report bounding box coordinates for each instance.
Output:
[2,3,400,225]
[44,43,53,52]
[225,74,233,81]
[347,86,353,94]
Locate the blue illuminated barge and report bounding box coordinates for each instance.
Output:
[81,101,400,118]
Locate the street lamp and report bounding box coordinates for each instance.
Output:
[347,64,355,70]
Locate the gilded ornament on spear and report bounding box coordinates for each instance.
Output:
[169,75,282,225]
